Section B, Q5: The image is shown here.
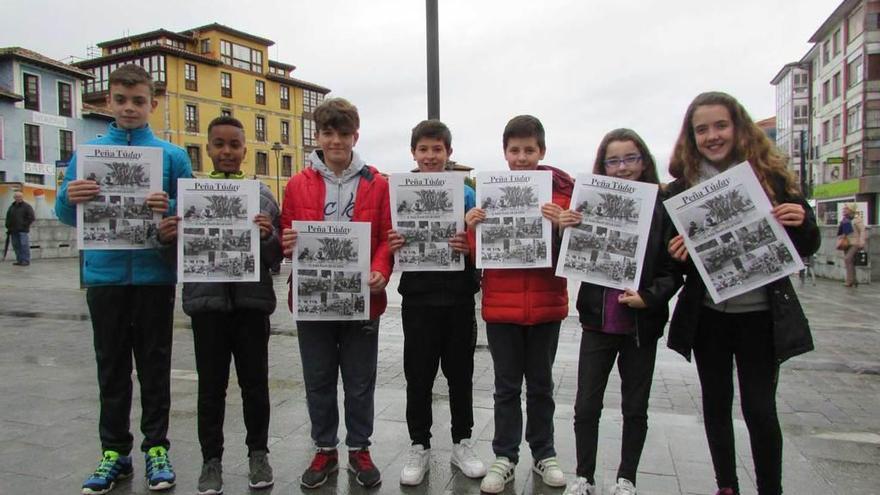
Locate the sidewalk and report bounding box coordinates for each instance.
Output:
[0,258,878,494]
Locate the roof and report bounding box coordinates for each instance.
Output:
[809,0,860,43]
[266,73,330,93]
[0,85,23,102]
[97,29,193,49]
[0,47,94,79]
[770,62,808,85]
[181,23,274,47]
[269,59,296,71]
[73,45,220,69]
[82,103,115,120]
[756,116,776,129]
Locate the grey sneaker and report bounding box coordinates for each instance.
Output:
[197,458,223,495]
[565,476,596,495]
[248,451,274,489]
[612,477,636,495]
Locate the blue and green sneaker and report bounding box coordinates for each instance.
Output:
[144,446,176,491]
[81,450,133,494]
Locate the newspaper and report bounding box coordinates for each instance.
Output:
[557,174,658,289]
[389,172,465,271]
[475,170,552,269]
[292,221,371,321]
[76,145,163,250]
[177,179,261,283]
[663,162,804,303]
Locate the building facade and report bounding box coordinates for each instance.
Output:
[72,24,330,202]
[771,63,811,187]
[0,47,110,217]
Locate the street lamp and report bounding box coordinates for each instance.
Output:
[271,141,284,202]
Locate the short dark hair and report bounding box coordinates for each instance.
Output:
[313,97,359,134]
[503,115,545,152]
[108,64,154,95]
[207,115,245,137]
[592,128,660,185]
[410,119,452,152]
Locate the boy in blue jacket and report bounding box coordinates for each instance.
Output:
[55,64,192,494]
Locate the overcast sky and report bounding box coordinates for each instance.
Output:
[3,0,837,179]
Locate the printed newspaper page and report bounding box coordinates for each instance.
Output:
[557,174,658,289]
[177,179,261,283]
[292,221,371,321]
[389,172,465,272]
[663,162,804,303]
[76,145,163,250]
[475,170,552,269]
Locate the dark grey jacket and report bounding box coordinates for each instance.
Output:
[182,182,282,315]
[6,201,35,233]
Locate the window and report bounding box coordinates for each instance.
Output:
[794,104,809,126]
[255,151,268,175]
[822,120,830,144]
[280,120,290,145]
[185,63,197,91]
[282,154,292,176]
[823,40,830,65]
[24,73,39,111]
[220,40,263,73]
[255,116,266,142]
[164,38,186,50]
[303,118,316,147]
[186,145,202,172]
[0,116,4,159]
[24,173,45,185]
[833,29,841,56]
[185,104,199,133]
[255,80,265,105]
[303,90,323,114]
[823,80,830,105]
[850,6,865,41]
[220,72,232,97]
[85,56,167,93]
[833,72,841,98]
[848,104,863,133]
[870,13,880,30]
[0,171,5,182]
[200,39,211,54]
[57,82,72,117]
[59,129,74,161]
[280,85,290,109]
[24,124,40,162]
[849,56,864,86]
[220,108,232,117]
[832,114,842,140]
[868,100,880,128]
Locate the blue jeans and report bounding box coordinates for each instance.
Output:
[486,321,560,464]
[297,319,379,449]
[11,231,30,263]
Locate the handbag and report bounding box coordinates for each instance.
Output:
[855,249,869,267]
[836,236,851,251]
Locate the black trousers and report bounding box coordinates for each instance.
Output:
[402,303,476,448]
[86,285,175,455]
[573,331,657,484]
[694,307,782,495]
[191,310,271,461]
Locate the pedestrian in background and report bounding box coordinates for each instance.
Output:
[837,204,866,287]
[5,191,35,266]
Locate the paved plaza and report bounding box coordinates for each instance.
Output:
[0,258,878,494]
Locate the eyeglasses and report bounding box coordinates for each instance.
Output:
[604,155,642,168]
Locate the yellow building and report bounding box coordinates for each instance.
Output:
[73,23,330,201]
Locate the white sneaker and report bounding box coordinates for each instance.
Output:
[612,477,637,495]
[399,445,429,486]
[533,456,566,487]
[451,439,487,478]
[479,457,515,494]
[565,476,597,495]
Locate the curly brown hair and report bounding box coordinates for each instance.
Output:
[669,91,799,202]
[592,128,660,185]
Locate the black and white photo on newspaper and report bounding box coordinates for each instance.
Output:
[475,170,552,269]
[389,172,464,271]
[557,173,658,289]
[292,221,371,321]
[663,162,804,303]
[76,145,163,250]
[177,179,260,283]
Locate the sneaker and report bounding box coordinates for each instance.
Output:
[565,476,597,495]
[533,456,565,487]
[613,477,637,495]
[81,450,133,495]
[399,444,430,486]
[300,448,339,489]
[348,448,382,488]
[197,458,223,495]
[451,439,487,478]
[248,450,274,489]
[715,489,738,495]
[144,446,176,491]
[480,457,515,494]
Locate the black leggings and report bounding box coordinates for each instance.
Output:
[693,307,782,495]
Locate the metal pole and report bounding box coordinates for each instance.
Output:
[426,0,440,119]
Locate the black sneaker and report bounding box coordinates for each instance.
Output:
[197,458,222,495]
[248,450,274,489]
[348,448,381,488]
[300,449,338,489]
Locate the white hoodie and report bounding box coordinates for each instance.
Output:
[309,149,367,221]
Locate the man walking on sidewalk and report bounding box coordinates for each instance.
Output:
[5,191,35,266]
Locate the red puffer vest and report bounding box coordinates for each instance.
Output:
[471,166,574,325]
[281,166,393,319]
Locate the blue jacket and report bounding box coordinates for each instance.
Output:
[56,123,193,286]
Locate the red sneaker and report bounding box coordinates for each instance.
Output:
[348,449,381,488]
[300,449,338,489]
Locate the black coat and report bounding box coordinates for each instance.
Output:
[5,201,35,233]
[664,175,820,363]
[576,195,683,344]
